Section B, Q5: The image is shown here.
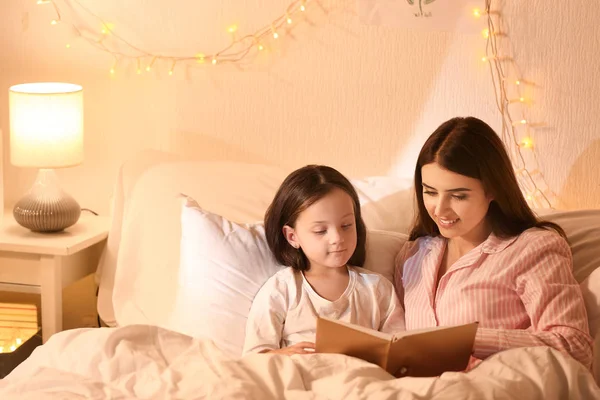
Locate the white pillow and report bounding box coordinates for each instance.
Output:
[170,196,407,358]
[535,208,600,383]
[581,269,600,383]
[109,160,414,329]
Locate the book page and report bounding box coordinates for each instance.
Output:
[387,322,478,377]
[391,324,472,341]
[319,317,392,340]
[315,317,392,369]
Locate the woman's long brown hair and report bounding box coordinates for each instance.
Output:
[409,117,565,241]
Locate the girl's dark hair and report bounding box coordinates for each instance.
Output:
[264,165,367,271]
[409,116,565,241]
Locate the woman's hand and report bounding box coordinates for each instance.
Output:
[264,342,316,355]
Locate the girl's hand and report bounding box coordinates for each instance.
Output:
[266,342,316,355]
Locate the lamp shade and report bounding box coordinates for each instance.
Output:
[9,82,83,168]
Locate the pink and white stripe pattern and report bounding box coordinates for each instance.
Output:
[395,228,593,369]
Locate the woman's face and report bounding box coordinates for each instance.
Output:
[421,162,493,244]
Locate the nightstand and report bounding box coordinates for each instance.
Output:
[0,212,109,343]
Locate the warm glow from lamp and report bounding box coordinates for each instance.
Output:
[8,82,84,232]
[9,83,83,168]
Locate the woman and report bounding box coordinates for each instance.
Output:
[395,116,592,369]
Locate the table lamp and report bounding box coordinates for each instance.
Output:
[8,82,84,233]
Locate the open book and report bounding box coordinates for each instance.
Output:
[315,317,478,377]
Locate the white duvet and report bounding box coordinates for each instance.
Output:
[0,325,598,400]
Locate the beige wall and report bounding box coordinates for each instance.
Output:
[0,0,598,216]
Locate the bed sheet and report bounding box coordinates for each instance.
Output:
[0,325,598,400]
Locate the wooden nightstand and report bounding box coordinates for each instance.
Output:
[0,212,109,343]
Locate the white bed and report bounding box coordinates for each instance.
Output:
[0,150,599,399]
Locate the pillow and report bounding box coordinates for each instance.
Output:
[351,176,414,235]
[109,159,414,329]
[535,209,600,283]
[581,269,600,383]
[169,196,407,358]
[536,208,600,383]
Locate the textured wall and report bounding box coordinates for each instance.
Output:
[0,0,598,215]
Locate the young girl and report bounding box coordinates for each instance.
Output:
[396,116,593,369]
[243,165,405,355]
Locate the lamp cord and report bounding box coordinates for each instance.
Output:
[81,208,99,216]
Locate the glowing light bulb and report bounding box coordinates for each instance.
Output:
[473,9,481,18]
[482,29,489,38]
[286,14,293,24]
[66,44,71,48]
[10,345,16,352]
[16,338,22,346]
[228,25,238,33]
[258,44,264,51]
[212,58,217,65]
[515,80,521,85]
[520,137,533,148]
[196,53,206,64]
[271,26,279,39]
[50,19,58,25]
[520,97,525,102]
[146,56,157,72]
[100,23,114,35]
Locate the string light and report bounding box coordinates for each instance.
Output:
[254,37,265,51]
[36,0,314,75]
[146,56,157,72]
[480,0,554,208]
[509,96,526,104]
[520,137,534,149]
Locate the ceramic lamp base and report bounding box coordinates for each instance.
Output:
[13,169,81,233]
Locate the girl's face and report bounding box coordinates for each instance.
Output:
[421,162,493,244]
[283,188,357,272]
